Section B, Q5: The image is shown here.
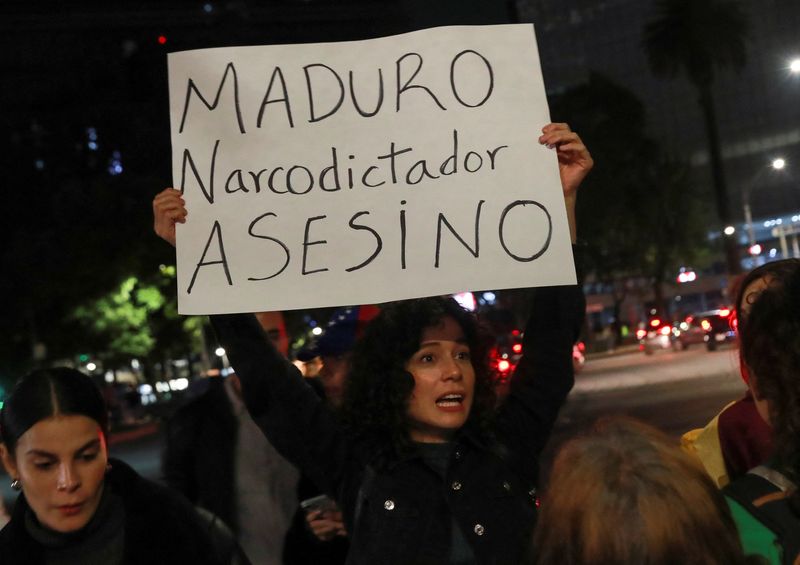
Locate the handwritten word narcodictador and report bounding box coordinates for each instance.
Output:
[168,24,576,314]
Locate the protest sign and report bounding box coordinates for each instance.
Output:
[168,24,575,314]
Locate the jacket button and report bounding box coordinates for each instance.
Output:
[474,524,485,536]
[384,500,395,511]
[502,481,511,492]
[451,481,462,491]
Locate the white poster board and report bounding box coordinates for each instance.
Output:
[168,24,575,314]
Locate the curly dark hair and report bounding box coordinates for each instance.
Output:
[340,296,495,466]
[739,262,800,508]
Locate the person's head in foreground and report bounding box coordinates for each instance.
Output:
[342,296,494,461]
[531,417,754,565]
[738,263,800,497]
[0,367,109,533]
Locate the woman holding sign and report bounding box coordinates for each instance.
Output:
[153,123,592,564]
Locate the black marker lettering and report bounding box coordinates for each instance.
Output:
[498,200,552,262]
[286,165,314,195]
[406,159,440,185]
[179,62,245,134]
[305,64,345,123]
[247,212,290,281]
[248,169,269,193]
[257,66,294,128]
[376,142,413,184]
[319,148,342,192]
[268,167,288,194]
[180,139,220,205]
[187,221,232,294]
[302,215,329,275]
[464,151,483,173]
[396,52,446,112]
[346,211,383,272]
[450,50,494,108]
[435,200,485,268]
[225,169,249,194]
[400,200,407,269]
[349,68,384,117]
[362,166,385,188]
[439,129,459,176]
[486,145,508,169]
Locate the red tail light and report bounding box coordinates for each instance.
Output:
[497,360,511,372]
[701,320,711,331]
[650,318,661,327]
[659,326,671,336]
[512,343,522,354]
[636,329,647,340]
[719,308,731,317]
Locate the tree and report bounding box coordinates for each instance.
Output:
[643,0,749,275]
[549,74,708,343]
[71,267,205,378]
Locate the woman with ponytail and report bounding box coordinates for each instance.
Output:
[724,261,800,564]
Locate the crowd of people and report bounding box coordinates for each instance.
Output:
[0,121,797,564]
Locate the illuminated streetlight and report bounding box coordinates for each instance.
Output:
[215,347,226,357]
[791,58,800,74]
[723,225,736,236]
[772,158,786,170]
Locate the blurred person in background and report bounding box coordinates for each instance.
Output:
[0,367,247,564]
[532,417,757,565]
[163,311,299,565]
[724,262,800,564]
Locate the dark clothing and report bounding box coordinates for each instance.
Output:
[718,392,774,480]
[163,377,239,531]
[283,376,349,565]
[211,284,583,565]
[0,458,248,565]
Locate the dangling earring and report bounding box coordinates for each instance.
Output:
[10,479,21,491]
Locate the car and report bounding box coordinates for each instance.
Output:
[674,308,736,351]
[701,307,736,350]
[672,314,708,350]
[637,316,675,355]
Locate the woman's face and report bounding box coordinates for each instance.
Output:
[1,414,108,533]
[404,316,476,443]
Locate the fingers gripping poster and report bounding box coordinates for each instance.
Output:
[168,24,576,314]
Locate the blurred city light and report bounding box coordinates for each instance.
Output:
[723,225,736,236]
[749,244,762,255]
[157,35,167,45]
[86,362,97,371]
[791,58,800,74]
[311,326,323,336]
[215,347,226,357]
[772,158,786,170]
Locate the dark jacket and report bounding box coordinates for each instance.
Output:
[211,285,584,565]
[163,377,239,532]
[0,458,249,565]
